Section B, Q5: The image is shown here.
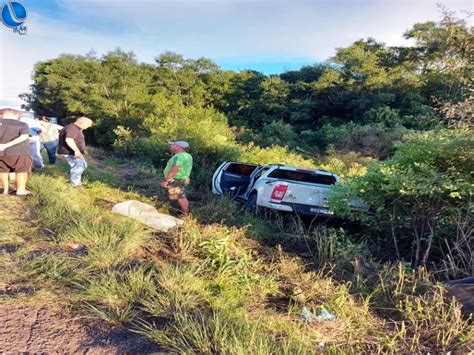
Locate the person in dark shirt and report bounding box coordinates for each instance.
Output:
[57,116,93,188]
[0,108,32,196]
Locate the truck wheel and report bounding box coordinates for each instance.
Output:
[244,192,258,214]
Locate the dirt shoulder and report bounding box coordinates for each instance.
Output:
[0,194,161,353]
[0,302,159,353]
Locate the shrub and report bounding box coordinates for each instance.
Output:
[318,150,374,179]
[362,106,404,127]
[239,143,314,167]
[362,106,439,130]
[116,95,242,188]
[142,94,238,157]
[305,122,409,158]
[330,128,473,268]
[112,125,138,156]
[257,120,298,147]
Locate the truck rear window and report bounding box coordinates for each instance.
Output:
[268,169,336,185]
[226,163,258,177]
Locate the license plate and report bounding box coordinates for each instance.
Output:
[309,207,333,214]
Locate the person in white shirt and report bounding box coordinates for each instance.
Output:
[39,116,62,164]
[20,113,44,171]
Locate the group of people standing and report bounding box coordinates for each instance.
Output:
[0,108,193,214]
[0,108,92,195]
[21,113,63,170]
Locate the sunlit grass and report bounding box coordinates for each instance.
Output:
[1,148,468,353]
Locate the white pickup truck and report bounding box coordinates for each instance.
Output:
[212,162,356,217]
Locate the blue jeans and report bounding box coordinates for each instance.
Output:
[29,140,44,171]
[42,141,58,164]
[66,155,87,187]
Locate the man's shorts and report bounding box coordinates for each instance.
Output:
[0,155,32,173]
[167,178,190,200]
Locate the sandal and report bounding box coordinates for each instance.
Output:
[0,188,19,195]
[15,190,32,197]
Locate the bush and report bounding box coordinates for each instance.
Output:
[304,122,409,158]
[362,106,439,130]
[112,95,241,189]
[318,150,374,179]
[239,143,314,167]
[257,120,298,147]
[330,128,474,268]
[142,94,237,152]
[362,106,404,127]
[112,125,139,156]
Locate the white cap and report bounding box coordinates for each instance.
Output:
[168,140,189,149]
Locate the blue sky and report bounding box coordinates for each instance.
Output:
[1,0,472,108]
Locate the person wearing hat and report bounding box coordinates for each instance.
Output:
[161,141,193,214]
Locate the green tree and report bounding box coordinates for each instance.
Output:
[151,52,231,108]
[223,70,266,127]
[257,120,297,147]
[404,8,474,101]
[23,53,101,117]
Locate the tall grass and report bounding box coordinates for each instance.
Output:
[16,168,473,353]
[27,175,151,269]
[135,308,311,355]
[80,266,156,323]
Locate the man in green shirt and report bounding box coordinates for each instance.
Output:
[161,140,193,214]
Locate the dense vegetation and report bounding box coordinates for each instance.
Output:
[6,9,472,352]
[21,10,472,270]
[23,10,472,156]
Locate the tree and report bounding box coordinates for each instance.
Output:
[222,70,266,127]
[151,52,229,108]
[404,7,474,102]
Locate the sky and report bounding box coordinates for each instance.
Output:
[0,0,472,109]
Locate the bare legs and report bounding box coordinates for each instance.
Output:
[0,173,9,194]
[1,173,30,195]
[15,172,29,195]
[177,197,189,215]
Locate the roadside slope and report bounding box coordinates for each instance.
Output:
[10,149,472,353]
[0,194,159,353]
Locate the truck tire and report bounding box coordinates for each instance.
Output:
[244,192,258,214]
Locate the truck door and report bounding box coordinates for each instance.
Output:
[212,162,260,197]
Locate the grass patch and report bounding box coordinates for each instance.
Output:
[80,265,156,324]
[134,308,311,354]
[6,148,470,353]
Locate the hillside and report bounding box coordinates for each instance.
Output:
[0,148,472,353]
